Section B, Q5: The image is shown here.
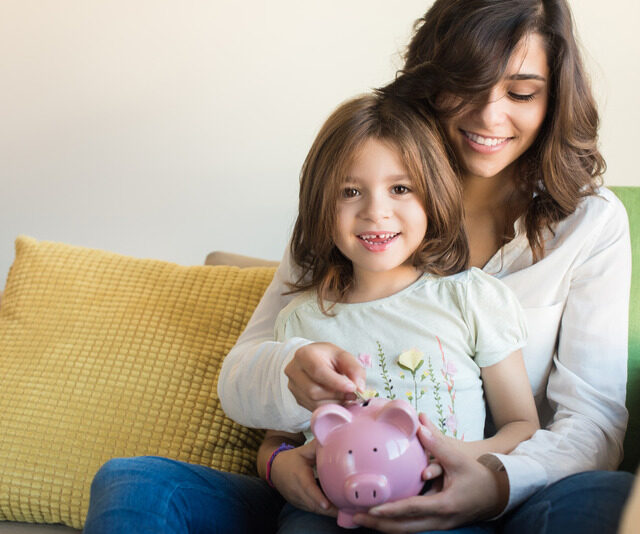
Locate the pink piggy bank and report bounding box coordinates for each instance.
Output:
[310,398,428,529]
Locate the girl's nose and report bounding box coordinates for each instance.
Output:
[361,193,391,222]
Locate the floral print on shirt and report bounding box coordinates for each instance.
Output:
[359,337,459,437]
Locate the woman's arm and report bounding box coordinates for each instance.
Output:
[218,245,365,431]
[452,350,539,459]
[218,248,311,431]
[492,191,631,511]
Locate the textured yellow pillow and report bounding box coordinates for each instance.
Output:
[0,236,276,529]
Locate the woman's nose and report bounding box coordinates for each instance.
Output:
[475,88,508,127]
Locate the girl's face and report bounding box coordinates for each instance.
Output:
[334,137,427,293]
[442,33,549,183]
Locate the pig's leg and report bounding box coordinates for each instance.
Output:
[337,509,359,529]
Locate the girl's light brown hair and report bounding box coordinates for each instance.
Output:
[289,93,468,309]
[381,0,604,260]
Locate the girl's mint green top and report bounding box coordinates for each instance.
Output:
[275,267,527,441]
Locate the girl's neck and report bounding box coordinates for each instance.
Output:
[346,265,423,303]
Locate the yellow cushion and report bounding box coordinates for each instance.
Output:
[0,236,275,529]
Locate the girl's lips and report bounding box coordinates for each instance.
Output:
[461,129,513,154]
[357,232,399,252]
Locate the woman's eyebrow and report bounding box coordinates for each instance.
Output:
[508,73,547,82]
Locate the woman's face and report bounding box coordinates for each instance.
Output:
[442,33,549,182]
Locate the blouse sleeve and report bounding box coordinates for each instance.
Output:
[463,268,528,367]
[482,191,632,512]
[217,244,313,432]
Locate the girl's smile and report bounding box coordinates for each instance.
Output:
[356,231,400,251]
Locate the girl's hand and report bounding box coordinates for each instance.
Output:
[269,440,337,517]
[285,342,366,412]
[353,417,509,533]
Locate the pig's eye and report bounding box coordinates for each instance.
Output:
[373,448,378,452]
[348,450,353,454]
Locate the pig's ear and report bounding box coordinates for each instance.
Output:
[310,404,352,445]
[376,399,419,437]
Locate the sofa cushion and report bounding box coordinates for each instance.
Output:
[611,187,640,472]
[0,236,275,529]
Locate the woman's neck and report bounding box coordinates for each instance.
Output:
[462,170,524,269]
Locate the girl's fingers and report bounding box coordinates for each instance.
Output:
[333,350,366,391]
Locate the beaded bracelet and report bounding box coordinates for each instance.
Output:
[266,442,295,488]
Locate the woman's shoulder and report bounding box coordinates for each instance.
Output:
[551,186,630,251]
[570,186,629,228]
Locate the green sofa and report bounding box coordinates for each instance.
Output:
[0,186,637,533]
[614,187,639,473]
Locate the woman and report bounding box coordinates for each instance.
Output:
[219,0,633,532]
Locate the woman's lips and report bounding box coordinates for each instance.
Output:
[357,232,399,252]
[461,129,512,154]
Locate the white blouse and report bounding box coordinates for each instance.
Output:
[218,187,631,511]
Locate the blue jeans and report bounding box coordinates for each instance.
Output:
[84,456,634,534]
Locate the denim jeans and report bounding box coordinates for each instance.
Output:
[84,456,634,534]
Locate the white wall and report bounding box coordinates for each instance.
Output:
[1,1,638,283]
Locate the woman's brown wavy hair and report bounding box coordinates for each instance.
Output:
[380,0,604,260]
[289,94,468,311]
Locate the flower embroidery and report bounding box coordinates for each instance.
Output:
[437,336,459,438]
[358,353,372,368]
[397,348,426,410]
[398,348,424,372]
[376,341,396,399]
[446,414,458,434]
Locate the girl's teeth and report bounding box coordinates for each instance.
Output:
[359,233,398,243]
[465,131,508,146]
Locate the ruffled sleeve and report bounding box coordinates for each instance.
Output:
[462,267,528,367]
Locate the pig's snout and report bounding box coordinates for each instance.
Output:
[344,474,391,507]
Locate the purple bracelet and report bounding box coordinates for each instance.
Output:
[266,442,295,488]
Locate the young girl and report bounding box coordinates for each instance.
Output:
[257,92,539,529]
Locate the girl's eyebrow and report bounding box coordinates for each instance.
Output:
[507,73,547,82]
[345,174,411,182]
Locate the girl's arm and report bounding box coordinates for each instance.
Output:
[257,429,335,516]
[452,349,539,459]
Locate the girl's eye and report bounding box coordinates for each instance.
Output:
[342,187,360,198]
[391,185,411,195]
[508,92,535,102]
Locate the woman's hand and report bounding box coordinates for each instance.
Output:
[353,416,509,533]
[269,440,337,517]
[285,342,366,412]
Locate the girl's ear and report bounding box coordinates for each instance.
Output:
[376,399,419,437]
[310,404,352,445]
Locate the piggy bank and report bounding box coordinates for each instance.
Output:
[310,398,428,528]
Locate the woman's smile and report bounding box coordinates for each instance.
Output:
[460,129,514,154]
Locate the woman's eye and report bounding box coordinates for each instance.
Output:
[391,185,411,195]
[342,187,360,198]
[508,92,535,102]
